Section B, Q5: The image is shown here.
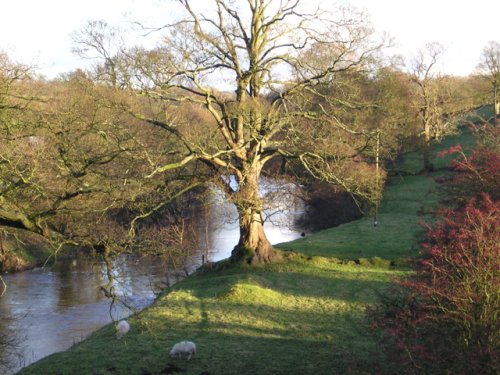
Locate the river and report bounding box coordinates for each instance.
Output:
[0,181,305,373]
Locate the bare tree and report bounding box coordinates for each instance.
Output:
[408,43,456,171]
[1,53,210,285]
[476,41,500,124]
[114,0,384,264]
[72,20,125,87]
[0,60,169,256]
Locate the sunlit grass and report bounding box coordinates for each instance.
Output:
[277,130,475,263]
[19,255,409,375]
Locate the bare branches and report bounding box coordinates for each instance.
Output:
[72,20,125,86]
[296,150,384,207]
[409,42,445,84]
[128,181,202,237]
[477,41,500,83]
[476,41,500,122]
[59,1,390,262]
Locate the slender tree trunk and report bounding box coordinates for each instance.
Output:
[0,232,5,271]
[0,231,4,257]
[423,142,434,172]
[494,85,499,126]
[230,164,277,264]
[374,129,380,226]
[423,122,434,172]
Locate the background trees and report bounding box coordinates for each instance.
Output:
[0,57,189,264]
[71,20,126,87]
[408,43,457,171]
[476,41,500,124]
[1,51,218,277]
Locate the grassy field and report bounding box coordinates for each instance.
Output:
[18,130,475,375]
[276,172,438,263]
[19,257,408,375]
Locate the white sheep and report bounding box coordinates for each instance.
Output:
[169,341,196,360]
[116,320,130,339]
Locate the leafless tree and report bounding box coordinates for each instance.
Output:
[476,41,500,124]
[408,43,456,171]
[115,0,385,264]
[72,20,125,87]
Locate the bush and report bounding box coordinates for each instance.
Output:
[370,195,500,374]
[437,125,500,207]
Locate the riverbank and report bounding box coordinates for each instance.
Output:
[17,129,474,374]
[0,234,53,273]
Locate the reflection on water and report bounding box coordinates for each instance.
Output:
[0,180,305,373]
[0,256,172,374]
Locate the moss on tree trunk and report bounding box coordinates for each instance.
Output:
[231,206,278,264]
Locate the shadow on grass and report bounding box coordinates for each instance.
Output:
[20,308,384,375]
[19,257,397,375]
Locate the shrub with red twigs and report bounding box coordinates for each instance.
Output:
[369,129,500,374]
[437,145,500,207]
[370,196,499,374]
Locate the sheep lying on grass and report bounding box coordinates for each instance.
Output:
[169,341,196,360]
[116,320,130,339]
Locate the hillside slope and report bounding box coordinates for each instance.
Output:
[18,130,475,375]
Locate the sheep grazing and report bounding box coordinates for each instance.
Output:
[116,320,130,339]
[169,341,196,360]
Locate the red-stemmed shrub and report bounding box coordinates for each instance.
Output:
[437,124,500,207]
[370,195,500,374]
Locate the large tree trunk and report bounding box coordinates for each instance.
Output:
[231,205,277,264]
[230,164,278,264]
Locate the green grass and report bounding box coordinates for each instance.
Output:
[431,128,476,170]
[18,129,476,375]
[19,256,408,375]
[394,127,476,175]
[276,172,438,263]
[464,104,495,124]
[277,130,474,264]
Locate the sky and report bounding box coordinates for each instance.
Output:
[0,0,499,78]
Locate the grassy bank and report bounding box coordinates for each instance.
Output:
[19,256,408,375]
[18,130,474,375]
[276,127,475,265]
[276,172,438,263]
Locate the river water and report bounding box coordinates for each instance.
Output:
[0,181,305,373]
